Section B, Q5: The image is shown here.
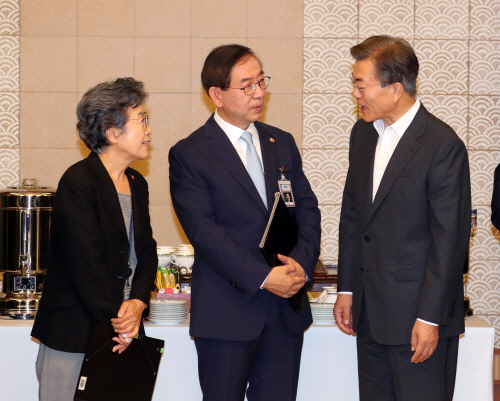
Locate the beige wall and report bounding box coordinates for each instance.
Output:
[15,0,304,246]
[1,0,500,346]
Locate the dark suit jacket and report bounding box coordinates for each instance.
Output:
[31,152,157,353]
[337,104,471,345]
[169,115,321,341]
[491,164,500,230]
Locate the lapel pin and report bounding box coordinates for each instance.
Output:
[131,175,135,180]
[270,138,275,142]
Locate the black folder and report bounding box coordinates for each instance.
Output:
[74,326,164,401]
[259,192,305,312]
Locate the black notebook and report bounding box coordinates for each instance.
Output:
[259,192,305,312]
[74,326,164,401]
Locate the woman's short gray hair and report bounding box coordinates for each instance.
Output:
[76,77,148,153]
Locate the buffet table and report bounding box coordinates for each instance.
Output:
[0,316,494,400]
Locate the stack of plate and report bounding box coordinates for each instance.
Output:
[310,303,336,324]
[148,299,189,324]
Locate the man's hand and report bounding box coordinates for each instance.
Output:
[333,294,354,334]
[262,255,306,298]
[410,320,439,363]
[277,254,306,278]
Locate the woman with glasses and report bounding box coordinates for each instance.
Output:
[31,77,157,401]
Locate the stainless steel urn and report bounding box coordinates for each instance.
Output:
[0,179,55,319]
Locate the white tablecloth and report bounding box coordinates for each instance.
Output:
[0,315,493,401]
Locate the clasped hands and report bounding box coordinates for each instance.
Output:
[110,299,147,354]
[262,254,306,298]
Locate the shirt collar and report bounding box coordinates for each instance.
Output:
[214,109,258,145]
[373,97,421,138]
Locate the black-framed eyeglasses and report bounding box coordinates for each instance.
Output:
[129,115,149,128]
[227,76,271,96]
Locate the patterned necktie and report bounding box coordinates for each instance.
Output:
[240,131,267,209]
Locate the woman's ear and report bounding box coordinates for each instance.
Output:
[106,128,119,144]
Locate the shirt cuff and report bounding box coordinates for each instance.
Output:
[337,292,353,295]
[417,318,438,326]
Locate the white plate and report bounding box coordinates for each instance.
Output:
[148,314,187,319]
[148,318,187,324]
[149,309,189,315]
[149,315,189,320]
[148,321,186,325]
[149,308,188,312]
[149,309,189,314]
[149,308,189,312]
[149,316,188,321]
[150,299,189,305]
[150,309,189,314]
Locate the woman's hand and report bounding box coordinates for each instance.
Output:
[111,299,147,353]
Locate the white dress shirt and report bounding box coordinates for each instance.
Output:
[214,109,264,171]
[372,98,421,200]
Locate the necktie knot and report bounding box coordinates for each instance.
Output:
[240,131,254,146]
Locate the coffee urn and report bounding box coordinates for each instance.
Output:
[0,179,55,319]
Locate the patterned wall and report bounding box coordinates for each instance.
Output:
[0,0,19,187]
[1,0,499,345]
[303,0,500,346]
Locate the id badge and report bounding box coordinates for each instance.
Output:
[124,282,131,301]
[278,167,295,207]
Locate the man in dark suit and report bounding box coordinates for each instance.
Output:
[333,36,471,401]
[169,44,321,401]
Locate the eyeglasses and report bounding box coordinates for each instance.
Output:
[351,76,382,93]
[227,76,271,96]
[129,115,149,128]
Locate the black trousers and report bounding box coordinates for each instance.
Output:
[194,303,304,401]
[357,297,459,401]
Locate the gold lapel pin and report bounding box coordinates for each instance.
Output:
[270,138,275,142]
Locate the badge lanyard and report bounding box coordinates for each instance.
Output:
[278,166,295,207]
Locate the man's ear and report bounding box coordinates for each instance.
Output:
[393,82,404,101]
[208,87,223,108]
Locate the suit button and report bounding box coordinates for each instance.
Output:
[364,236,370,242]
[360,268,364,272]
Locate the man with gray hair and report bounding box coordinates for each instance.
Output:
[334,35,471,401]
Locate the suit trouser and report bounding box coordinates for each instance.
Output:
[356,296,459,401]
[36,343,85,401]
[194,302,304,401]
